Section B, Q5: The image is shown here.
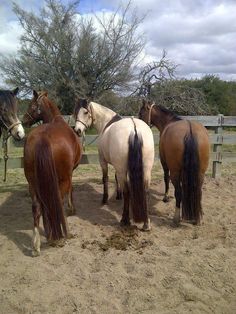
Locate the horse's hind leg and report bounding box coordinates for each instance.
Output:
[31,196,41,257]
[120,181,130,226]
[59,179,72,237]
[161,159,170,202]
[172,177,182,226]
[115,173,122,200]
[142,179,151,231]
[67,176,75,216]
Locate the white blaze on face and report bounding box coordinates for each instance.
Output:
[74,120,86,136]
[74,107,91,136]
[11,122,25,140]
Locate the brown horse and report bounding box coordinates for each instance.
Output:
[139,100,209,225]
[23,91,82,256]
[0,87,25,140]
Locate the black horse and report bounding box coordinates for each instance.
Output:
[0,87,25,140]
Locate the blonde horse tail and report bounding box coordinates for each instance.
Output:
[128,125,147,223]
[34,137,67,240]
[181,122,202,224]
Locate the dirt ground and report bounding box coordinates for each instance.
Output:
[0,163,236,314]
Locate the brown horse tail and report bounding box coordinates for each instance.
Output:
[181,122,202,223]
[128,123,147,223]
[34,137,67,240]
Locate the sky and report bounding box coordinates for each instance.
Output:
[0,0,236,83]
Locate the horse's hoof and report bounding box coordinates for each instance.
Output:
[120,219,131,227]
[162,196,169,203]
[142,219,151,231]
[142,225,151,232]
[48,238,67,247]
[102,199,108,205]
[32,250,40,257]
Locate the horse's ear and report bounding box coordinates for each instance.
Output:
[82,98,88,108]
[87,98,91,104]
[43,91,48,97]
[143,99,150,110]
[12,87,19,96]
[33,90,38,99]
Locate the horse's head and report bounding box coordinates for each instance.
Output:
[138,99,155,127]
[73,98,93,136]
[22,90,48,127]
[0,87,25,140]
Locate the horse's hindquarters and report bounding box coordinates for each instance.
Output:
[99,118,154,181]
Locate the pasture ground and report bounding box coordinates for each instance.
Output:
[0,162,236,314]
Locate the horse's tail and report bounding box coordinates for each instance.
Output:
[128,123,147,223]
[181,122,202,223]
[34,137,67,240]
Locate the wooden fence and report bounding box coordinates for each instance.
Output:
[0,114,236,179]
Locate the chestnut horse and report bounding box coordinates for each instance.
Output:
[0,87,25,140]
[74,99,154,231]
[139,100,209,225]
[24,91,82,256]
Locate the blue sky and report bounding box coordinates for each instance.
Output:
[0,0,236,83]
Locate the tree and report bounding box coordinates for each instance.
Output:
[129,51,209,115]
[181,75,236,115]
[0,0,145,113]
[134,50,177,97]
[151,80,210,115]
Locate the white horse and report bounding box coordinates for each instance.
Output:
[74,99,154,230]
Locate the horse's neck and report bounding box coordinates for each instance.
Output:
[41,101,61,123]
[91,102,116,134]
[153,108,173,134]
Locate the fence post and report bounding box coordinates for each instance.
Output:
[212,114,223,178]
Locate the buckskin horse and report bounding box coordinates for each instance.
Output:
[139,100,209,225]
[24,91,82,256]
[0,87,25,140]
[74,99,154,231]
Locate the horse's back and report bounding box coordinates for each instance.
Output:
[99,118,154,171]
[160,120,209,174]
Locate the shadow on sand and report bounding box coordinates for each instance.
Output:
[0,178,185,256]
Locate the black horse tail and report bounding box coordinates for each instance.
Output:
[128,124,147,223]
[34,137,67,240]
[181,123,202,224]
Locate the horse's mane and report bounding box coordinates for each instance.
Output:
[157,105,182,122]
[0,91,14,107]
[74,100,116,118]
[74,98,88,117]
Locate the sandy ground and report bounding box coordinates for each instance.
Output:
[0,164,236,314]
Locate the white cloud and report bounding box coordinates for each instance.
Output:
[0,0,236,81]
[0,20,23,54]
